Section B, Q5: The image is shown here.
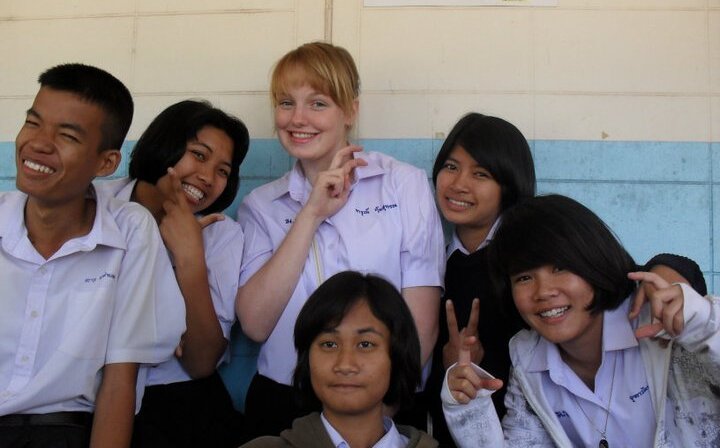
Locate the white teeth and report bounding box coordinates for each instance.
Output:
[24,160,55,174]
[448,198,471,207]
[291,132,314,139]
[182,184,204,202]
[539,306,569,318]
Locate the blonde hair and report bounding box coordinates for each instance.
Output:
[270,42,360,117]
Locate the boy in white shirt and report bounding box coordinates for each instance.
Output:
[0,63,185,448]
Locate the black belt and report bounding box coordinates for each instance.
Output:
[0,411,93,428]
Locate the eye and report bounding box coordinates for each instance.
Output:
[552,266,565,273]
[23,119,39,128]
[190,149,206,162]
[319,340,337,350]
[60,133,80,143]
[358,340,376,349]
[311,100,328,110]
[442,162,458,172]
[218,168,230,178]
[511,273,532,284]
[473,170,491,179]
[278,99,293,109]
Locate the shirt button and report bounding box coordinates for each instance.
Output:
[20,356,29,363]
[30,310,39,318]
[38,266,46,275]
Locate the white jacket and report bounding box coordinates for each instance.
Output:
[442,284,720,447]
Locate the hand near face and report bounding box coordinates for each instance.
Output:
[305,145,367,220]
[628,271,685,338]
[443,299,484,369]
[159,167,222,258]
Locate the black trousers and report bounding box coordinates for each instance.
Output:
[132,371,247,448]
[0,412,92,448]
[243,373,320,438]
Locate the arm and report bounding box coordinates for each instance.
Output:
[403,286,441,366]
[90,362,139,448]
[160,168,226,378]
[236,147,367,342]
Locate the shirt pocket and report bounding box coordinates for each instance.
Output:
[58,287,114,360]
[344,219,402,285]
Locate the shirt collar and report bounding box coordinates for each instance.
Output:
[283,152,386,204]
[0,185,127,261]
[446,217,501,257]
[527,296,637,374]
[320,413,403,448]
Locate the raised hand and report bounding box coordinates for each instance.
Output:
[628,271,685,338]
[158,167,208,259]
[305,145,367,220]
[443,298,484,369]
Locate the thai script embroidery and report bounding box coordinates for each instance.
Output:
[629,385,649,402]
[84,272,117,284]
[284,218,294,225]
[555,410,570,418]
[374,204,398,213]
[355,208,370,216]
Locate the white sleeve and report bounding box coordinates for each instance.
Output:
[236,196,274,287]
[441,363,505,447]
[674,284,720,358]
[106,206,185,364]
[204,218,244,341]
[397,169,445,289]
[441,363,556,448]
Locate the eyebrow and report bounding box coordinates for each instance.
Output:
[319,326,385,337]
[26,108,87,137]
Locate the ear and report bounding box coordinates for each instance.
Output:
[345,99,359,127]
[95,149,122,177]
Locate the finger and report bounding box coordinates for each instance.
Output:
[166,167,187,207]
[466,298,480,337]
[329,144,363,170]
[660,296,683,336]
[457,335,476,366]
[198,213,225,229]
[628,282,646,320]
[628,271,671,290]
[481,378,504,391]
[635,322,663,339]
[445,300,460,345]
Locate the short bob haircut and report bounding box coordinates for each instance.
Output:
[39,63,133,152]
[488,194,637,316]
[128,100,249,214]
[271,42,360,119]
[293,271,421,410]
[432,113,536,213]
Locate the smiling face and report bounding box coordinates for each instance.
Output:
[274,82,356,175]
[510,264,603,355]
[309,299,391,421]
[15,87,118,206]
[435,145,502,249]
[159,126,233,214]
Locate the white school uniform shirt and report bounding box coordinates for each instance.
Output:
[321,413,409,448]
[238,151,445,385]
[531,299,656,447]
[0,187,185,415]
[94,177,243,385]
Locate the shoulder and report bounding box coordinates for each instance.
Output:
[202,214,243,245]
[103,195,157,234]
[0,190,24,211]
[509,328,541,362]
[243,173,292,207]
[240,436,289,448]
[397,424,439,448]
[362,151,429,181]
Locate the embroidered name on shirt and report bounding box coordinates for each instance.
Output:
[629,385,649,402]
[374,204,397,213]
[84,272,117,284]
[284,218,294,225]
[355,208,369,216]
[555,410,570,418]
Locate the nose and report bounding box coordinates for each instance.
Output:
[536,275,559,301]
[290,105,306,126]
[196,163,214,186]
[448,170,469,192]
[332,346,359,375]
